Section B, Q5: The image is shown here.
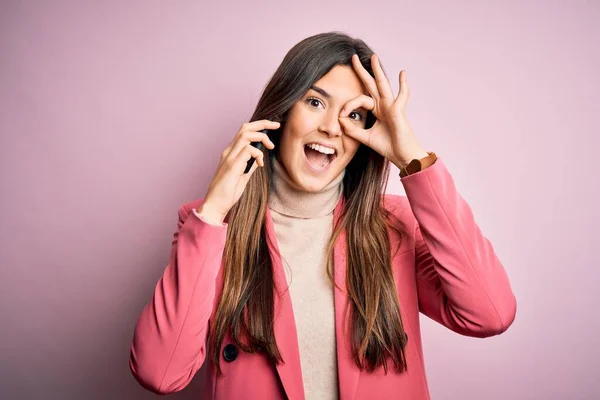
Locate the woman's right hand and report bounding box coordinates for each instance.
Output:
[199,120,279,223]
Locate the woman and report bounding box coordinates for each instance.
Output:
[129,32,516,400]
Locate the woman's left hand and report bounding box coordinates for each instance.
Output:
[339,53,429,170]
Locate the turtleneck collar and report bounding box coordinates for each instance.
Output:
[268,153,345,219]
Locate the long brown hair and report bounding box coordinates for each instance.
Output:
[210,31,411,375]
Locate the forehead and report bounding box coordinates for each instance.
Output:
[311,65,368,102]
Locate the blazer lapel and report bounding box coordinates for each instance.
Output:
[264,207,306,400]
[333,196,361,400]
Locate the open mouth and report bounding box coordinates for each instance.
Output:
[303,144,337,170]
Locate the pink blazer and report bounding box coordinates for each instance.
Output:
[129,158,516,399]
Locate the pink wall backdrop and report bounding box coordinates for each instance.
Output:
[1,1,598,399]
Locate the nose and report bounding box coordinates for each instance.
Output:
[318,110,342,137]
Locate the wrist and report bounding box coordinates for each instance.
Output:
[392,148,430,170]
[196,202,227,225]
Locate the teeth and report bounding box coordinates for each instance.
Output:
[306,143,335,155]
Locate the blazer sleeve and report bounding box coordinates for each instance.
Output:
[129,201,228,394]
[400,158,517,337]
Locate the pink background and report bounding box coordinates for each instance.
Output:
[1,1,598,399]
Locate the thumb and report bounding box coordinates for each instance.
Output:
[339,117,368,145]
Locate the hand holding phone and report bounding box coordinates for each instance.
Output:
[200,120,279,223]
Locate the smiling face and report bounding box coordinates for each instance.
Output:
[276,65,369,193]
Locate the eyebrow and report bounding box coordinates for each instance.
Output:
[310,85,331,99]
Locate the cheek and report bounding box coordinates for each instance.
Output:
[279,124,305,156]
[342,137,361,157]
[288,108,318,137]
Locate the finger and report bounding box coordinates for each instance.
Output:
[245,158,260,177]
[338,117,370,147]
[238,151,261,181]
[225,131,275,160]
[242,119,281,133]
[227,119,280,152]
[371,54,394,102]
[244,149,262,177]
[395,69,409,107]
[339,95,375,119]
[230,144,265,173]
[351,54,380,101]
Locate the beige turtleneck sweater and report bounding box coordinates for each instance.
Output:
[267,155,344,400]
